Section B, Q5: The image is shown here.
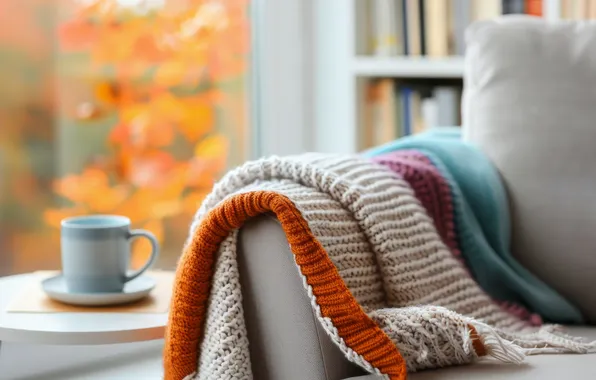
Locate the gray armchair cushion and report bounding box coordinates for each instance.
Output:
[238,215,363,380]
[462,16,596,322]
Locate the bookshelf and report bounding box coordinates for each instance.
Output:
[353,56,465,78]
[313,0,567,154]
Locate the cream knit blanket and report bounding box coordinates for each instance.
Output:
[164,154,595,380]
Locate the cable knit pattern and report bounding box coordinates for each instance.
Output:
[164,154,596,380]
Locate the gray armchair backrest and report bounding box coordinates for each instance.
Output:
[463,17,596,322]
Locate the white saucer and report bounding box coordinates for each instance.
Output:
[41,275,156,307]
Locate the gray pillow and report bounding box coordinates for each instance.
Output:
[463,16,596,322]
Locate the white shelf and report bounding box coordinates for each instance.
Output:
[353,56,465,78]
[313,0,561,154]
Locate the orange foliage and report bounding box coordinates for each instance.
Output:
[46,0,249,266]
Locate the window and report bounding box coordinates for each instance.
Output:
[0,0,251,274]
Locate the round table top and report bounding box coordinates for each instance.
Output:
[0,273,167,345]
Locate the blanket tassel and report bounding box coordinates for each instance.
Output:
[471,322,525,364]
[472,321,596,362]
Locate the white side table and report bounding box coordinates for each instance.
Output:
[0,273,168,379]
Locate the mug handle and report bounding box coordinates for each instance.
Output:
[125,229,159,283]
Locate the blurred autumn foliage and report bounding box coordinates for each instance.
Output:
[0,0,250,273]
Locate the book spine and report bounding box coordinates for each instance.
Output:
[419,0,426,55]
[402,0,409,55]
[575,0,587,19]
[502,0,512,13]
[363,81,378,149]
[456,87,463,126]
[411,91,424,134]
[503,0,525,13]
[421,97,438,131]
[562,0,585,20]
[404,0,422,56]
[358,0,373,54]
[453,0,470,55]
[472,0,503,21]
[393,84,403,138]
[503,0,525,14]
[560,0,571,19]
[511,0,525,13]
[372,0,401,55]
[424,0,449,56]
[525,0,543,16]
[400,87,412,136]
[447,0,455,55]
[589,0,596,19]
[379,79,398,144]
[434,86,459,126]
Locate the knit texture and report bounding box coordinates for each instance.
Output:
[365,128,584,324]
[165,154,595,380]
[371,150,460,258]
[371,150,540,324]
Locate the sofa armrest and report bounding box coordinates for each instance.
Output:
[238,214,365,380]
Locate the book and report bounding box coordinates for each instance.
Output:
[561,0,587,19]
[419,0,427,55]
[560,0,571,19]
[424,0,449,56]
[446,0,455,55]
[577,0,588,19]
[363,79,399,148]
[401,0,409,54]
[589,0,596,19]
[356,0,372,54]
[503,0,525,14]
[400,86,413,136]
[525,0,542,16]
[371,0,404,55]
[363,81,377,149]
[393,87,404,138]
[434,86,460,126]
[411,91,425,134]
[377,79,399,144]
[404,0,422,56]
[472,0,502,21]
[421,96,438,131]
[453,0,471,56]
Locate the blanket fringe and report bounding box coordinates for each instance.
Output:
[470,322,525,364]
[472,321,596,361]
[523,326,596,355]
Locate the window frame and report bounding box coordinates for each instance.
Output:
[251,0,315,157]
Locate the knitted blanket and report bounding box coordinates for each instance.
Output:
[371,150,539,325]
[365,128,584,324]
[164,154,594,380]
